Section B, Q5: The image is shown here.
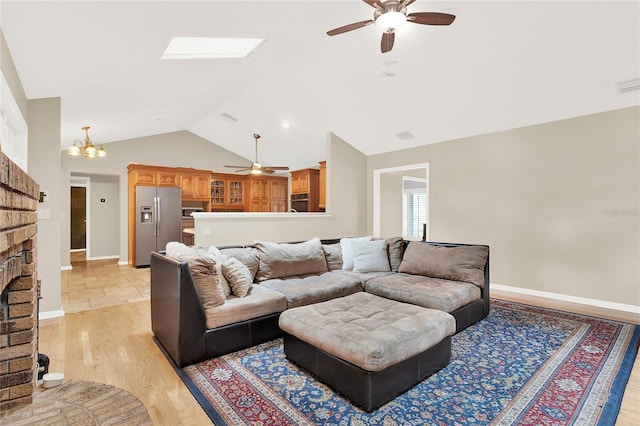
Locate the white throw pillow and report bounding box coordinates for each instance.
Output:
[340,236,372,270]
[352,239,391,273]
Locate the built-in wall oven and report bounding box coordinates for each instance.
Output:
[291,193,309,212]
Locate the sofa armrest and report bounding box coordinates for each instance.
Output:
[151,251,207,367]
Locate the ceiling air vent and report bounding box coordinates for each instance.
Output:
[219,112,238,123]
[617,78,640,94]
[396,131,414,141]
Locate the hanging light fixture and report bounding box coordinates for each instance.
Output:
[67,126,107,158]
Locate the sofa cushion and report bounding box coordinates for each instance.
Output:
[322,243,343,271]
[165,242,226,314]
[340,236,372,270]
[204,285,287,329]
[254,238,328,281]
[352,239,391,273]
[398,242,488,288]
[219,247,259,280]
[259,272,363,309]
[365,273,481,313]
[222,257,252,297]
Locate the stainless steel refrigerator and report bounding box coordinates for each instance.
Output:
[135,186,182,267]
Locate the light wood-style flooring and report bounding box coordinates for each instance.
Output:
[42,260,639,425]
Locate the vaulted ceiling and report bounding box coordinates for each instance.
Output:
[2,1,639,171]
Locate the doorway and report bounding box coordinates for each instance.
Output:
[70,177,90,262]
[70,187,86,250]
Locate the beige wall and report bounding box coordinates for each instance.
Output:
[28,97,62,314]
[88,174,120,259]
[368,107,640,307]
[194,132,368,246]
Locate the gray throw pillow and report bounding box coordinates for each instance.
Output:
[352,239,391,273]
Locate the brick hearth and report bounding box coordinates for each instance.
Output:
[0,151,39,410]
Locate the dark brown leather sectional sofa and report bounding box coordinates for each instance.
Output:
[150,238,490,368]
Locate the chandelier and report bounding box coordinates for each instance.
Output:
[66,126,107,158]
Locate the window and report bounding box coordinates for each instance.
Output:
[402,177,428,240]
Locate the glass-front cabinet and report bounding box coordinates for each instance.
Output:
[211,174,245,211]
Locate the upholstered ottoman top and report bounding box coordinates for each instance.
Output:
[279,292,455,372]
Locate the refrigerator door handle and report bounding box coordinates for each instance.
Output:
[154,196,160,237]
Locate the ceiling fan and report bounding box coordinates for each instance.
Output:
[326,0,456,53]
[224,134,289,175]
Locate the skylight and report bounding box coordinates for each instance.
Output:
[161,37,266,59]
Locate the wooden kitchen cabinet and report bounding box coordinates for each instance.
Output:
[211,173,246,211]
[129,165,179,187]
[290,168,320,212]
[319,161,326,210]
[247,175,288,212]
[180,170,211,201]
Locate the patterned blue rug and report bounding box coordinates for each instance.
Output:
[178,299,639,425]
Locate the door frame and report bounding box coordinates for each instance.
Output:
[70,176,91,259]
[373,163,429,238]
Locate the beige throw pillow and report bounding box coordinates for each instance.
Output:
[222,257,252,297]
[193,245,231,296]
[254,238,328,281]
[165,242,225,308]
[323,243,343,271]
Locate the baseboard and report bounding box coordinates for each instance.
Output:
[39,309,65,320]
[60,265,72,271]
[491,283,640,315]
[118,260,129,266]
[87,255,120,261]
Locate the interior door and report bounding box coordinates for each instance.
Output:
[70,186,87,250]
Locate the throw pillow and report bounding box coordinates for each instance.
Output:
[254,237,328,281]
[221,257,252,297]
[398,242,489,288]
[352,239,391,273]
[374,237,405,272]
[219,247,260,280]
[323,243,343,271]
[193,245,231,296]
[340,236,372,270]
[165,242,225,308]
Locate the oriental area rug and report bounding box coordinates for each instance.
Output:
[178,299,639,425]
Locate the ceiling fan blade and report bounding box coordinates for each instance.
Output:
[399,0,417,7]
[362,0,384,8]
[407,12,456,26]
[263,166,289,170]
[327,20,374,36]
[234,169,251,173]
[381,32,395,53]
[261,169,276,174]
[224,164,251,169]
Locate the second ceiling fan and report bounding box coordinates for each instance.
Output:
[224,134,289,175]
[327,0,456,53]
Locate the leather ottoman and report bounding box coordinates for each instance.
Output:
[279,292,456,411]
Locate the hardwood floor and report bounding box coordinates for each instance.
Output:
[41,261,639,425]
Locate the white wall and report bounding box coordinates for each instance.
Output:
[193,132,368,246]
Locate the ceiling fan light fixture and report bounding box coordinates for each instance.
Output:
[375,11,407,33]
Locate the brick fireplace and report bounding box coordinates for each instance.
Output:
[0,151,39,410]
